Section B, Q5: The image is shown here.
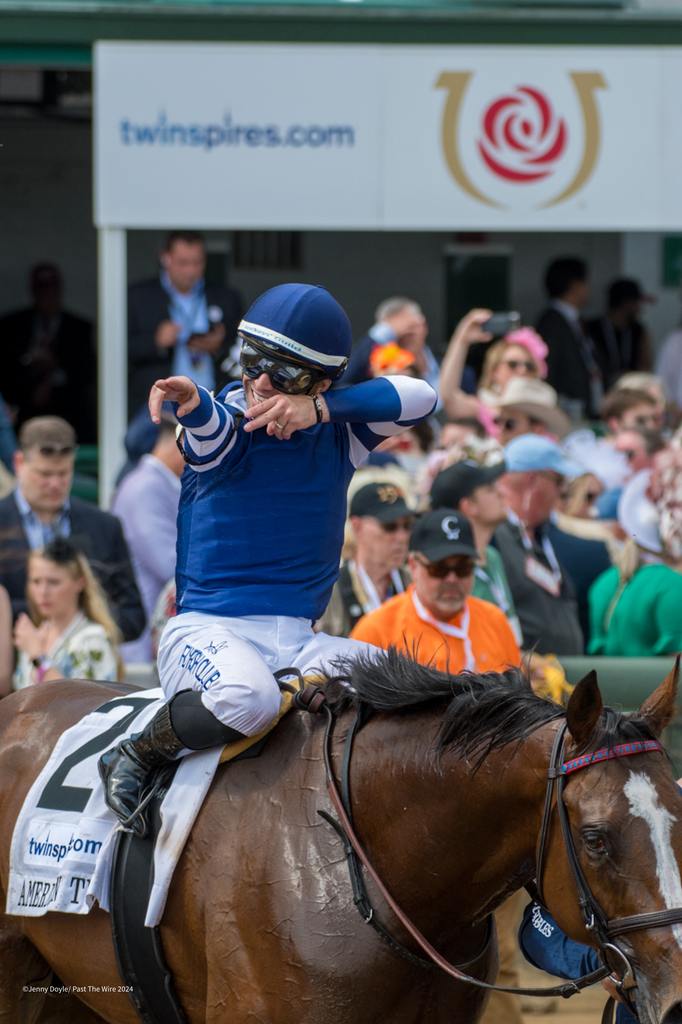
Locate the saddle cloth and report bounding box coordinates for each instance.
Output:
[6,681,302,927]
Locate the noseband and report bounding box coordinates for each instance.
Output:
[535,722,682,1010]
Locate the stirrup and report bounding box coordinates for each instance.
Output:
[117,783,162,838]
[116,766,175,838]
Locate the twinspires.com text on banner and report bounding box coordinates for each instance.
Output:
[95,43,680,231]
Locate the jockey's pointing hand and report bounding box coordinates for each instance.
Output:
[149,376,200,423]
[244,393,325,440]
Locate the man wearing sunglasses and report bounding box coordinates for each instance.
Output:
[317,481,414,637]
[350,509,520,675]
[100,282,436,834]
[492,378,570,446]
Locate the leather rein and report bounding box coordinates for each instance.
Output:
[295,684,682,1012]
[306,690,606,1001]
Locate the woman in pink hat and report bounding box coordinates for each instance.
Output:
[439,309,548,435]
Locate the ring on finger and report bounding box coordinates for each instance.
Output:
[274,420,285,430]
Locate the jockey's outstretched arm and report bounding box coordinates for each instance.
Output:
[175,375,437,471]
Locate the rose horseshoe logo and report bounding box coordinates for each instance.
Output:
[478,85,567,183]
[435,71,606,209]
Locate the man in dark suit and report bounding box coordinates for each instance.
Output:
[0,263,97,442]
[586,278,653,390]
[0,417,145,643]
[536,257,602,422]
[127,231,243,416]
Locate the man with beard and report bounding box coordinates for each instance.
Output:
[350,509,519,674]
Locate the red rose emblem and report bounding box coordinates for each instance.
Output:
[478,86,567,183]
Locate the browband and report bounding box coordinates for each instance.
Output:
[560,739,664,776]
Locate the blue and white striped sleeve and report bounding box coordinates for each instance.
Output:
[174,386,238,472]
[324,376,437,469]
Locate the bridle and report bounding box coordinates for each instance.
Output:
[292,682,682,1016]
[535,722,682,1015]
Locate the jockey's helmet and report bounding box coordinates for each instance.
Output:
[238,283,351,381]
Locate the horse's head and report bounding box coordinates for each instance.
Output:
[542,656,682,1024]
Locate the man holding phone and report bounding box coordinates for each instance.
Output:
[127,230,244,417]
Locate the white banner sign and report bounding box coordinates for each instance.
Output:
[95,43,679,230]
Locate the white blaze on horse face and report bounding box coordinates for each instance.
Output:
[624,771,682,950]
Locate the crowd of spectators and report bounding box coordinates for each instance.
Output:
[0,243,680,705]
[0,243,680,1022]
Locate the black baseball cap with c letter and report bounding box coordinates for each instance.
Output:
[409,509,478,562]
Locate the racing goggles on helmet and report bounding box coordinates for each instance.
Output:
[239,337,326,396]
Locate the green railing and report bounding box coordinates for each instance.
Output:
[72,444,99,505]
[560,657,682,774]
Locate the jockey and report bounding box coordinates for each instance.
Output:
[100,283,437,834]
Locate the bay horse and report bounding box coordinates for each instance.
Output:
[0,651,681,1024]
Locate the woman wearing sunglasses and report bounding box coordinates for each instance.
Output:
[100,283,437,835]
[439,309,547,434]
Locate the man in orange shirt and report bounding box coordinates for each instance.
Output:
[350,509,520,673]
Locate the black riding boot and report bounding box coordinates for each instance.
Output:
[99,690,246,836]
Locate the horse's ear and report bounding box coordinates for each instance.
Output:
[566,671,603,749]
[637,655,680,738]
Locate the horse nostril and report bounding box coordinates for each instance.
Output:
[662,1004,682,1024]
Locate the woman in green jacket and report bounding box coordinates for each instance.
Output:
[589,462,682,657]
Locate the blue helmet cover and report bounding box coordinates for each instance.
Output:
[238,283,351,379]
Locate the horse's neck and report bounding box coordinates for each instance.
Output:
[350,716,551,935]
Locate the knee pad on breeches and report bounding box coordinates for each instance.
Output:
[169,690,246,749]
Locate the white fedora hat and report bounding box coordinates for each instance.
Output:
[495,377,571,439]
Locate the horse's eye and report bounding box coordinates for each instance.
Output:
[582,829,608,857]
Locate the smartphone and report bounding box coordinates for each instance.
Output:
[481,311,521,338]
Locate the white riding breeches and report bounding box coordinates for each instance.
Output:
[157,611,374,735]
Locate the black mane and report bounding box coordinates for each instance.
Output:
[325,648,653,765]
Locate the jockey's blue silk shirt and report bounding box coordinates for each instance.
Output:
[173,376,436,621]
[519,902,635,1024]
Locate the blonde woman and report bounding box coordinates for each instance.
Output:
[13,538,122,688]
[588,465,682,657]
[439,309,547,430]
[560,472,604,520]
